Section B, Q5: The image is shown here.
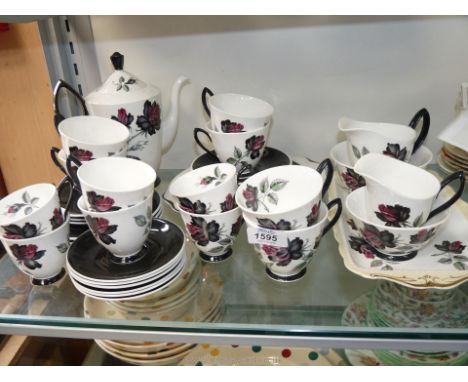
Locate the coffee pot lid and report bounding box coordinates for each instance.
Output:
[85,52,159,106]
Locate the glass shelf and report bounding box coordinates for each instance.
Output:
[0,165,467,351]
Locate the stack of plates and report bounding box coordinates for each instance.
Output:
[84,264,225,365]
[57,177,163,243]
[438,143,468,178]
[67,219,186,300]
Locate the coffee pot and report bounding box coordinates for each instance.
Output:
[53,52,189,171]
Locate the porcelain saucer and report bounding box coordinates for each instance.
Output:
[191,147,291,178]
[67,219,185,284]
[84,268,224,322]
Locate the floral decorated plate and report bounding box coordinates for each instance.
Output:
[342,292,468,366]
[84,268,224,322]
[179,343,344,366]
[331,180,468,289]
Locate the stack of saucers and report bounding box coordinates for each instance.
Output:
[438,143,468,179]
[67,219,186,300]
[84,252,225,366]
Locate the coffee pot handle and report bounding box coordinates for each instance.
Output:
[53,79,89,131]
[316,158,334,198]
[427,171,465,221]
[408,108,430,154]
[193,127,218,161]
[201,87,214,117]
[322,198,342,235]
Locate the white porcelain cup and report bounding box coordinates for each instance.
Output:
[243,199,342,282]
[178,206,243,263]
[354,153,465,227]
[202,87,274,132]
[76,157,156,211]
[194,124,269,172]
[78,194,153,258]
[169,163,238,215]
[58,116,129,161]
[1,216,70,285]
[235,162,333,229]
[0,183,67,239]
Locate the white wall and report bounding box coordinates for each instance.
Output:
[87,16,468,169]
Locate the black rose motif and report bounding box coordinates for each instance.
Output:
[2,222,39,239]
[360,223,396,250]
[434,240,466,254]
[410,228,436,244]
[383,143,408,161]
[87,191,121,212]
[220,120,245,133]
[85,216,117,245]
[10,244,45,270]
[220,193,236,212]
[69,146,94,161]
[242,184,259,211]
[186,216,220,246]
[257,218,292,231]
[49,208,64,230]
[261,237,305,267]
[136,100,161,136]
[306,203,320,226]
[245,135,265,159]
[348,236,377,259]
[230,216,244,236]
[178,198,209,214]
[111,108,134,128]
[341,168,366,191]
[375,204,411,227]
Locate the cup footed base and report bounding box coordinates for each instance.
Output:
[265,267,307,282]
[373,249,418,262]
[109,248,148,265]
[31,268,66,286]
[199,248,233,263]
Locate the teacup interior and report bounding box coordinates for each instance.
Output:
[237,165,323,214]
[210,93,273,118]
[78,157,156,192]
[59,116,129,145]
[0,183,57,224]
[347,187,448,227]
[169,163,236,198]
[354,154,440,199]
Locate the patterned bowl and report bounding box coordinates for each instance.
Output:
[345,187,450,261]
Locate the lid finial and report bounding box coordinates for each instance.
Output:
[110,52,124,70]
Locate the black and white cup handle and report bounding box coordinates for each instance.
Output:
[408,108,430,155]
[201,87,214,117]
[427,171,465,222]
[322,198,342,236]
[60,176,75,220]
[193,127,218,161]
[316,158,334,199]
[65,155,83,193]
[50,147,67,176]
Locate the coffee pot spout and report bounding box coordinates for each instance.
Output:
[161,76,190,154]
